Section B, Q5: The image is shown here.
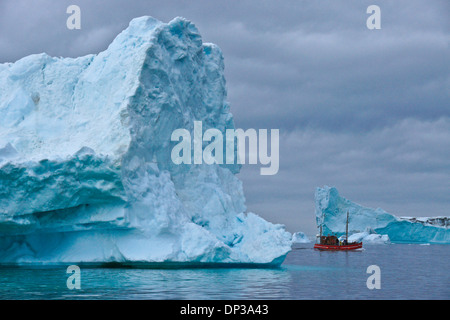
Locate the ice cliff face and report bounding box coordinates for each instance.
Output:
[315,186,449,244]
[0,16,292,264]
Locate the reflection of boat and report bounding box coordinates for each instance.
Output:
[314,211,362,251]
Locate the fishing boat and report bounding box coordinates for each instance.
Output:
[314,211,362,251]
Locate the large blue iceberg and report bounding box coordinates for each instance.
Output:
[315,186,449,244]
[0,16,292,264]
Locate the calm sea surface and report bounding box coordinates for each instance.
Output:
[0,244,448,300]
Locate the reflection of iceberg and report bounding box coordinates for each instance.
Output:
[315,186,450,244]
[0,16,291,264]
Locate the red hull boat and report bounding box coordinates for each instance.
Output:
[314,242,362,251]
[315,210,363,251]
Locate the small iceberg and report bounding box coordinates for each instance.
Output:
[340,228,390,245]
[292,232,311,244]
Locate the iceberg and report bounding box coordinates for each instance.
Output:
[291,232,311,244]
[340,228,390,245]
[0,16,292,265]
[315,186,449,244]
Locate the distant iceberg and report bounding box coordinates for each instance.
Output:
[315,186,449,244]
[292,232,311,244]
[0,16,292,265]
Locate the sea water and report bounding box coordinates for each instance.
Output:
[0,244,448,300]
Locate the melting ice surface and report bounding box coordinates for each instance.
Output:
[315,186,449,244]
[0,16,292,265]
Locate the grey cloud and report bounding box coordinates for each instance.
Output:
[240,117,450,234]
[223,22,449,131]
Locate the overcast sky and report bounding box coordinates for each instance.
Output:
[1,0,449,234]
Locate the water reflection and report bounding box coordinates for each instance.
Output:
[1,244,449,299]
[0,266,294,300]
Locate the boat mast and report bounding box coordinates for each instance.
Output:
[318,211,324,244]
[319,211,325,237]
[346,211,349,242]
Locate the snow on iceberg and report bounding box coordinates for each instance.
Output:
[315,186,449,244]
[0,16,292,265]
